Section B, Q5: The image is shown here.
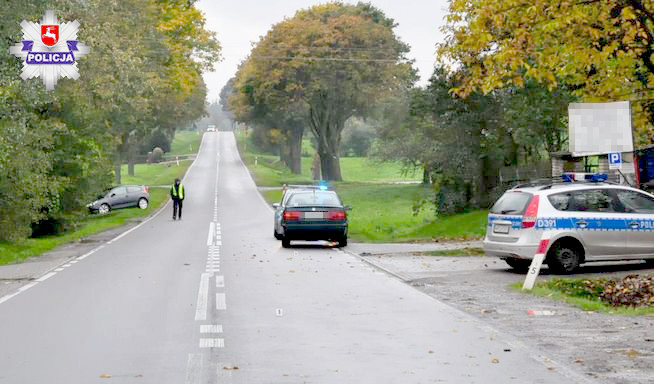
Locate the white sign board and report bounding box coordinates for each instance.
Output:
[569,101,633,156]
[609,152,622,170]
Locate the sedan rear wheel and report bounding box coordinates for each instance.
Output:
[281,237,291,248]
[548,242,581,274]
[336,236,347,248]
[99,203,110,215]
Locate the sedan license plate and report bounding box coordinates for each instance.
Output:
[493,223,510,234]
[304,212,324,219]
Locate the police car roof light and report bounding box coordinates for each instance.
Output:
[590,173,608,182]
[561,172,608,183]
[561,173,575,182]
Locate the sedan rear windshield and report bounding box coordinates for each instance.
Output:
[489,191,533,215]
[287,191,341,207]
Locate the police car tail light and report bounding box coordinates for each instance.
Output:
[521,196,540,229]
[283,211,301,221]
[327,210,346,221]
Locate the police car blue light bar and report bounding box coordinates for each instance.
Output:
[561,173,608,182]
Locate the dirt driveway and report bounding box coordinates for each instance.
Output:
[357,252,654,384]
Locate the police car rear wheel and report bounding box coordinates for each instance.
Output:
[548,242,581,274]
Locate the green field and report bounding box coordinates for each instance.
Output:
[239,130,487,243]
[0,137,194,265]
[168,130,202,156]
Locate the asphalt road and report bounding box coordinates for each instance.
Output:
[0,132,588,383]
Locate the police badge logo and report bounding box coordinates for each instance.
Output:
[9,10,89,90]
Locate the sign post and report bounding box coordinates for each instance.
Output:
[609,152,622,170]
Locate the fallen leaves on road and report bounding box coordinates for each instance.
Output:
[223,366,240,370]
[491,357,499,364]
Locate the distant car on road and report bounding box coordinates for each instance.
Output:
[87,185,149,214]
[484,173,654,273]
[273,186,349,248]
[207,125,216,132]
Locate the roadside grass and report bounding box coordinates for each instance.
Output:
[236,128,487,243]
[513,279,654,315]
[0,161,192,265]
[259,174,487,243]
[122,161,192,186]
[241,152,419,186]
[168,130,202,156]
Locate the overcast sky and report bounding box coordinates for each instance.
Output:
[196,0,451,103]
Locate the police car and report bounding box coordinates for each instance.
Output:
[484,173,654,273]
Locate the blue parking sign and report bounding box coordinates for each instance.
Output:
[609,152,622,169]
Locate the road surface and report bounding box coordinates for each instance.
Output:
[0,132,587,383]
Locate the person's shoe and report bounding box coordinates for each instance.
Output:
[172,217,176,220]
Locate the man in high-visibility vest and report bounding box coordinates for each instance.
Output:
[170,178,185,220]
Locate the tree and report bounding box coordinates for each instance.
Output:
[0,0,220,240]
[374,67,572,213]
[231,2,414,180]
[438,0,654,146]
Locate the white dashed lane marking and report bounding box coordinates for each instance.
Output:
[200,324,223,334]
[215,275,224,288]
[207,222,215,246]
[216,293,226,310]
[194,273,212,321]
[199,338,224,348]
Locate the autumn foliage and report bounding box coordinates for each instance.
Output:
[438,0,654,146]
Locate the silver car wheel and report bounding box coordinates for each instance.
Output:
[138,198,148,209]
[99,203,110,215]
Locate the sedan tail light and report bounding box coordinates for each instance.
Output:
[283,210,301,221]
[327,210,346,221]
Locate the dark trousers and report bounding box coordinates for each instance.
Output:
[173,199,183,219]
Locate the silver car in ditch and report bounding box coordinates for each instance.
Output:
[484,176,654,273]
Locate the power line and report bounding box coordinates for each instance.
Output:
[251,55,404,63]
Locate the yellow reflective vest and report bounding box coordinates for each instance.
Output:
[170,183,185,200]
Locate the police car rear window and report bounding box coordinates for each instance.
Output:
[287,191,341,207]
[489,191,532,215]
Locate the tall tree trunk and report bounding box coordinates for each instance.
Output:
[286,126,303,174]
[114,138,125,184]
[319,150,342,181]
[308,98,346,181]
[422,166,431,185]
[127,144,136,177]
[114,157,122,185]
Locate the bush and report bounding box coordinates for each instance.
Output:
[149,147,164,163]
[340,119,375,157]
[435,179,473,216]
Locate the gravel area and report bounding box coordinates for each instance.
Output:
[358,253,654,384]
